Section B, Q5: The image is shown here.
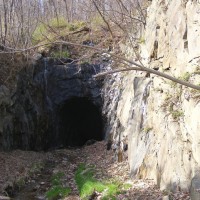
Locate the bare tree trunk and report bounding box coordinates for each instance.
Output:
[91,0,114,38]
[63,0,70,23]
[2,0,8,45]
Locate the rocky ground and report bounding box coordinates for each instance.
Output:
[0,141,191,200]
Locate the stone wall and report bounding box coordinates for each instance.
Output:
[104,0,200,197]
[0,59,105,150]
[0,85,13,150]
[1,0,200,198]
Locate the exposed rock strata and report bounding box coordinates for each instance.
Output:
[1,0,200,198]
[104,0,200,198]
[0,59,105,150]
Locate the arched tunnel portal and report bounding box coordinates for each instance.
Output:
[58,97,104,147]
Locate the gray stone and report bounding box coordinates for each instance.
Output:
[190,175,200,200]
[0,196,11,200]
[0,59,107,150]
[103,0,200,195]
[162,196,169,200]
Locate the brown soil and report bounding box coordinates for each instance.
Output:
[0,142,191,200]
[0,150,46,195]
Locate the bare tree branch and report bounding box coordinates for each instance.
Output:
[91,0,114,38]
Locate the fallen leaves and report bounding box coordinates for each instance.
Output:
[0,141,192,200]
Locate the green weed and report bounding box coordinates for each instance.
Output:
[49,17,68,28]
[67,20,86,31]
[75,163,128,200]
[170,81,178,88]
[90,15,105,29]
[51,51,70,58]
[122,183,132,190]
[46,186,70,200]
[138,37,145,44]
[142,127,153,133]
[32,23,48,43]
[171,110,184,120]
[46,171,71,200]
[32,18,86,44]
[179,72,191,82]
[194,66,200,75]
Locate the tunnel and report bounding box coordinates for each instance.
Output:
[58,97,104,147]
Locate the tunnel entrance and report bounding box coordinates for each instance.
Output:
[58,97,104,147]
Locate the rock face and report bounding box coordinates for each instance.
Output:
[0,85,13,150]
[103,0,200,197]
[0,59,105,150]
[1,0,200,198]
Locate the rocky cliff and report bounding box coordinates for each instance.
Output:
[104,0,200,198]
[0,59,106,150]
[1,0,200,198]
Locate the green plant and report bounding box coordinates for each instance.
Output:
[171,110,184,120]
[142,127,153,133]
[46,171,71,200]
[170,80,178,88]
[51,172,65,185]
[190,86,200,96]
[49,17,68,29]
[179,72,191,81]
[122,183,132,190]
[194,66,200,75]
[32,17,69,44]
[90,15,105,29]
[46,185,71,200]
[75,164,126,199]
[138,37,145,44]
[80,60,90,65]
[32,23,48,43]
[68,20,86,31]
[51,51,70,58]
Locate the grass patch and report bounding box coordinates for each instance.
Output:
[46,171,71,200]
[142,127,153,133]
[170,80,178,88]
[46,186,71,200]
[32,18,86,44]
[171,110,184,120]
[122,183,132,190]
[169,72,191,88]
[68,20,86,31]
[49,17,68,29]
[194,66,200,75]
[32,23,49,43]
[75,163,128,200]
[51,50,70,58]
[90,15,105,30]
[138,37,145,44]
[179,72,191,82]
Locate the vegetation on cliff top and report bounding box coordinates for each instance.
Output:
[1,0,200,90]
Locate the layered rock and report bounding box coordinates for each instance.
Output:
[1,0,200,198]
[104,0,200,197]
[0,59,106,150]
[0,85,13,150]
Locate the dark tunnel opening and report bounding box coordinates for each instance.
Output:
[58,97,104,147]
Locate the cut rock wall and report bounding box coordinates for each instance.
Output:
[104,0,200,198]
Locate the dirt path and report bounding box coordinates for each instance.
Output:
[0,142,191,200]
